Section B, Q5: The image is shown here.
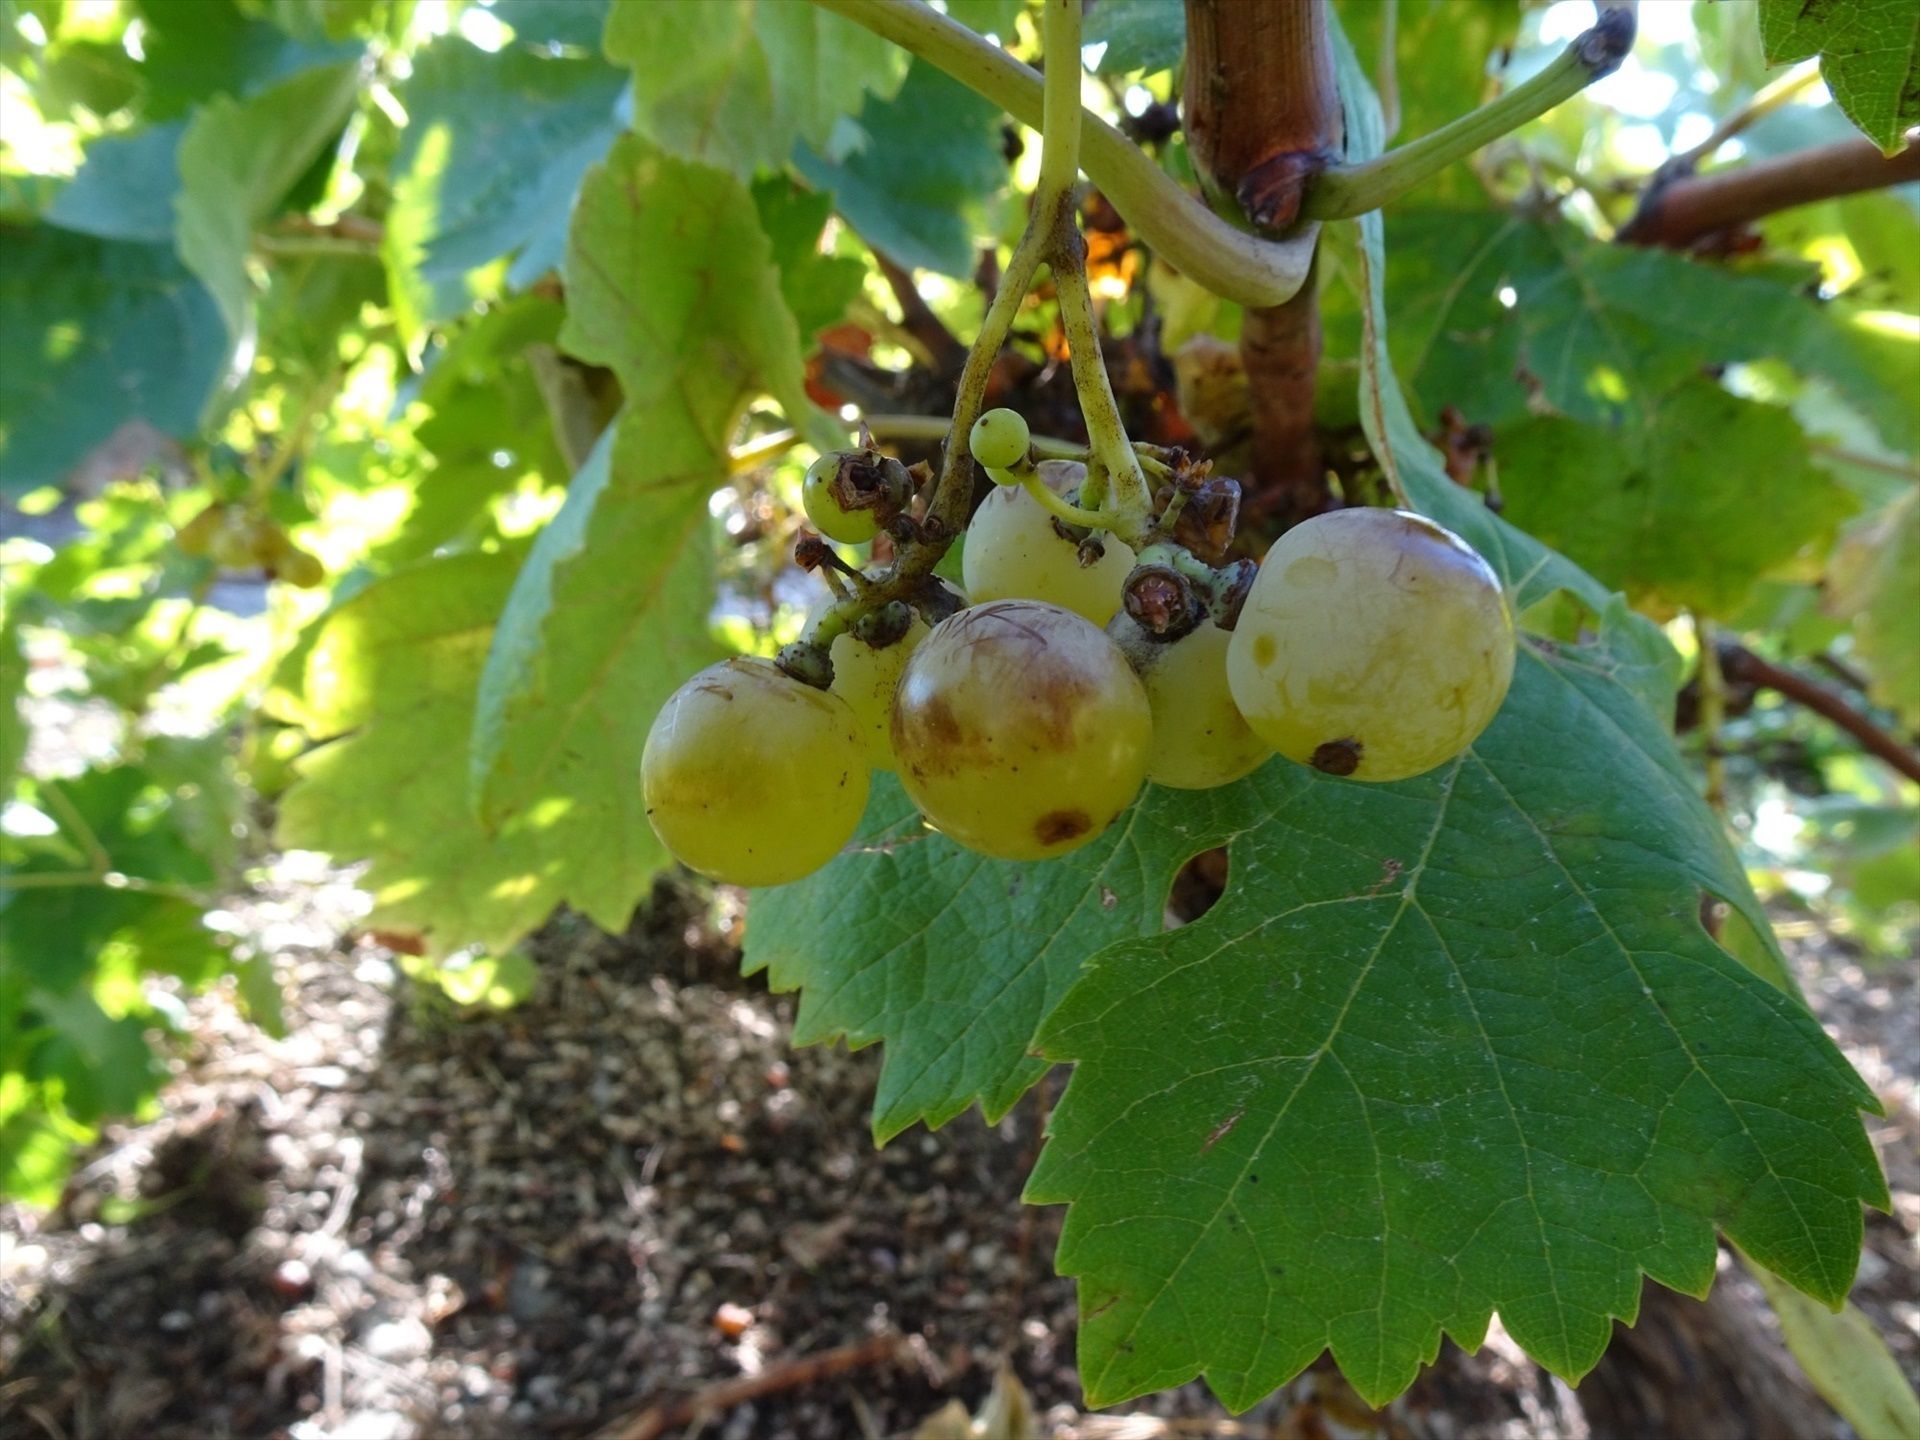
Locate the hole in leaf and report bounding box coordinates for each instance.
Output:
[1167,846,1228,928]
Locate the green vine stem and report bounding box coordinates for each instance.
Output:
[796,0,1158,658]
[1301,1,1637,220]
[814,0,1635,277]
[1051,254,1152,542]
[811,0,1316,307]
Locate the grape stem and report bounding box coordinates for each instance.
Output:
[799,0,1153,654]
[735,413,1178,476]
[1010,471,1111,532]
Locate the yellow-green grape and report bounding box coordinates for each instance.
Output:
[1111,617,1269,789]
[273,545,327,588]
[802,454,879,544]
[892,599,1152,860]
[175,503,224,557]
[829,614,930,770]
[969,407,1030,473]
[643,658,870,886]
[210,508,273,570]
[961,474,1136,626]
[1226,508,1515,782]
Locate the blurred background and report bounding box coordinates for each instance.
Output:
[0,0,1914,1436]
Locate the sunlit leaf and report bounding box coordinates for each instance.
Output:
[0,228,227,494]
[468,138,812,930]
[608,0,907,178]
[175,58,363,339]
[1759,0,1920,152]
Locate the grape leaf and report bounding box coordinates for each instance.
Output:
[1826,486,1920,727]
[795,58,1008,278]
[1494,382,1856,616]
[468,138,811,928]
[752,176,870,342]
[1084,0,1185,76]
[1335,0,1521,157]
[134,0,360,119]
[1749,1261,1920,1440]
[175,58,362,339]
[1019,24,1884,1411]
[745,774,1269,1142]
[1385,208,1919,457]
[47,122,187,244]
[1759,0,1920,154]
[384,36,625,337]
[1026,680,1885,1407]
[488,0,610,49]
[607,0,907,179]
[277,550,616,954]
[0,227,227,494]
[945,0,1025,37]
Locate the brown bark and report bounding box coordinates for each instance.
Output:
[1182,0,1343,530]
[1578,1281,1836,1440]
[1183,0,1344,233]
[1240,259,1332,526]
[1620,135,1920,249]
[1718,641,1920,784]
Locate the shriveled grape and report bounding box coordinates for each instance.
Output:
[1226,508,1514,782]
[961,465,1135,626]
[802,453,879,544]
[1111,616,1269,789]
[891,599,1152,860]
[643,658,869,886]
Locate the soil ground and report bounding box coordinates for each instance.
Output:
[2,854,1914,1440]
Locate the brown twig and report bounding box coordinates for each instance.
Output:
[1619,135,1920,249]
[1811,652,1873,696]
[1717,642,1920,784]
[601,1332,913,1440]
[1183,0,1343,526]
[874,250,970,379]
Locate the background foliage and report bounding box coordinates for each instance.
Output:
[1,0,1915,1415]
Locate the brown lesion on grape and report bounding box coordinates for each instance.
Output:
[1035,809,1091,845]
[920,696,965,746]
[1310,738,1361,776]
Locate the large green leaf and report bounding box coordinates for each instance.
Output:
[1026,672,1885,1407]
[46,122,186,243]
[746,774,1269,1142]
[1759,0,1920,153]
[1826,485,1920,727]
[794,57,1008,278]
[134,0,360,119]
[0,227,227,494]
[752,175,870,342]
[175,58,362,339]
[384,36,624,337]
[1387,209,1919,456]
[607,0,907,179]
[489,0,610,49]
[277,551,612,954]
[1379,207,1914,612]
[1084,0,1185,76]
[468,138,811,928]
[1495,381,1855,616]
[1017,22,1884,1412]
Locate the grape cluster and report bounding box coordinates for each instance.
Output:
[176,502,326,587]
[642,412,1516,887]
